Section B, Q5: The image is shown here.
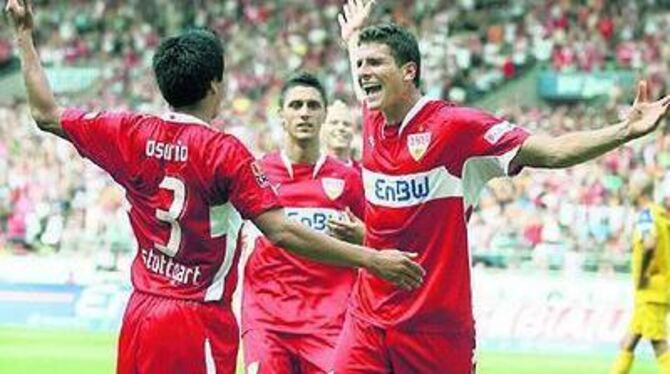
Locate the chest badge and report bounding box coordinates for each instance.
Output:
[407,131,432,161]
[322,178,345,201]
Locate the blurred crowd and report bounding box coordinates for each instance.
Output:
[470,104,670,274]
[1,0,670,275]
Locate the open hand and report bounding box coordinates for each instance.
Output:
[327,209,365,244]
[5,0,34,33]
[337,0,375,44]
[367,249,425,291]
[624,80,670,139]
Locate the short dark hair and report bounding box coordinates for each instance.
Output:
[359,23,421,88]
[279,71,328,108]
[152,29,224,108]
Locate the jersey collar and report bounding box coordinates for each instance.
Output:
[397,96,431,136]
[161,112,211,128]
[280,151,327,180]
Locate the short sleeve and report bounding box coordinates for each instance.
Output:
[450,107,531,208]
[215,138,280,219]
[61,108,133,179]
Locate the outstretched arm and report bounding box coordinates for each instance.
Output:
[338,0,375,102]
[6,0,66,138]
[512,81,670,170]
[253,208,424,291]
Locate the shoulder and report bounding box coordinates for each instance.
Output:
[210,131,249,151]
[197,132,255,168]
[415,103,502,142]
[433,104,500,128]
[63,108,143,125]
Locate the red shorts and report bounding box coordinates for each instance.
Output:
[117,291,239,374]
[333,313,475,373]
[242,328,340,373]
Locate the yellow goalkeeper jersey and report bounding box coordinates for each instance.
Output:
[632,204,670,304]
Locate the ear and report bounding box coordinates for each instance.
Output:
[209,80,220,96]
[402,62,418,83]
[278,107,287,130]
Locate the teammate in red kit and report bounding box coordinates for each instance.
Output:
[323,99,362,172]
[6,1,425,373]
[335,0,670,372]
[242,72,364,373]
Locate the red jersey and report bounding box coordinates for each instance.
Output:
[243,151,364,333]
[352,98,529,333]
[346,158,363,174]
[61,109,279,303]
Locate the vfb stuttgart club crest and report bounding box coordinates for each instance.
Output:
[407,132,432,161]
[322,178,345,200]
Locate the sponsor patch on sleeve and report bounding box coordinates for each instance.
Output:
[484,121,515,144]
[250,160,270,188]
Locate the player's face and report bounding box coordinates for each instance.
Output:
[324,105,355,152]
[280,86,326,143]
[356,42,415,112]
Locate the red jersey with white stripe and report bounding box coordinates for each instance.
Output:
[61,109,279,303]
[352,98,530,333]
[243,151,364,333]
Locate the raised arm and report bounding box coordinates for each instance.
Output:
[253,208,424,291]
[6,0,66,138]
[338,0,375,102]
[512,81,670,170]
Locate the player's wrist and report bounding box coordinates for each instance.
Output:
[358,246,378,270]
[609,120,634,146]
[342,31,359,51]
[15,29,34,45]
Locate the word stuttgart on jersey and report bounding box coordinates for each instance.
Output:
[141,248,202,285]
[145,140,188,162]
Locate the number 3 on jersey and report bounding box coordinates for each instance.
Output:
[155,176,186,257]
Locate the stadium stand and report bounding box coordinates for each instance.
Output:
[0,0,669,276]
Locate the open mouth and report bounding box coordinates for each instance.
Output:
[361,82,382,97]
[296,123,314,131]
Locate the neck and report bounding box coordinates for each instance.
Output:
[329,148,350,162]
[382,88,422,126]
[285,139,320,164]
[175,106,212,124]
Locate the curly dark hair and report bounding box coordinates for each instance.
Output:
[152,29,224,108]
